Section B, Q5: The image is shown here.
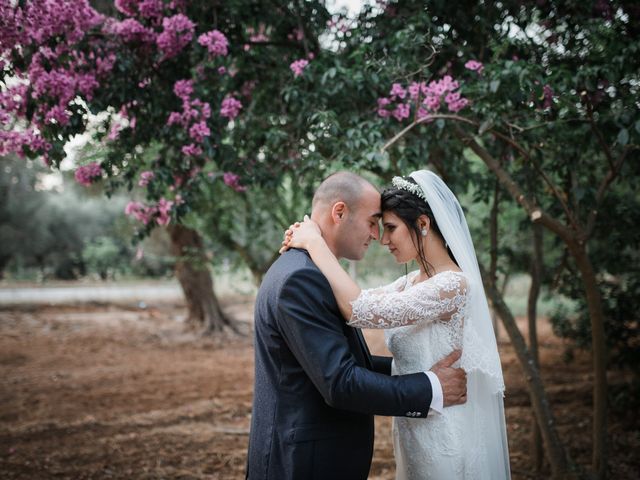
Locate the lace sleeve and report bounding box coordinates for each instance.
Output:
[347,271,468,329]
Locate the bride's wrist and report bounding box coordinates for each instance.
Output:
[307,236,324,252]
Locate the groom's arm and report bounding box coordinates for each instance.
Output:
[370,356,444,415]
[370,355,392,375]
[277,267,432,418]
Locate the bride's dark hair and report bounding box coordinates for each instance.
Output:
[381,176,458,277]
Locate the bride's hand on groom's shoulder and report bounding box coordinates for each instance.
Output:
[279,215,322,254]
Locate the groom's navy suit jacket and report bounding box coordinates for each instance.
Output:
[246,249,432,480]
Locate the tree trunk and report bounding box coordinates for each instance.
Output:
[528,223,544,471]
[167,224,236,334]
[568,242,608,479]
[216,230,277,287]
[480,265,579,480]
[0,255,10,280]
[452,125,608,477]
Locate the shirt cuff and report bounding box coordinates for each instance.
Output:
[425,371,444,416]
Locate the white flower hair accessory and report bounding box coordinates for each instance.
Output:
[391,176,428,202]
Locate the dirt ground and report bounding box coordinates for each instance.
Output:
[0,297,638,479]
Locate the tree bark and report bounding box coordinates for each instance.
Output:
[216,230,278,287]
[567,242,608,479]
[452,125,608,478]
[480,265,579,479]
[0,255,10,280]
[528,223,544,471]
[167,224,236,334]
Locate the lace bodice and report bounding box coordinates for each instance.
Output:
[348,270,486,479]
[348,270,468,331]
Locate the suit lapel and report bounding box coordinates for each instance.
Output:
[304,253,374,369]
[352,327,373,369]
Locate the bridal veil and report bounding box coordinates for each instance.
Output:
[410,169,511,479]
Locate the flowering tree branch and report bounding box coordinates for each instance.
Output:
[450,123,578,244]
[381,112,578,229]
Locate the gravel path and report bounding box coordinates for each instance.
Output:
[0,283,183,305]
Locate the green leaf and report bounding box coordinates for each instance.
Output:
[489,80,500,93]
[617,128,629,146]
[479,120,494,135]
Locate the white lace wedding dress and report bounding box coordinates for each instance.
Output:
[349,269,499,480]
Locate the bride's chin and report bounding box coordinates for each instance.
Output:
[388,250,408,264]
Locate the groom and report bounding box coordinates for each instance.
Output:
[246,172,467,479]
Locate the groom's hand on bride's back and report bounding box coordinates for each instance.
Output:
[430,350,467,407]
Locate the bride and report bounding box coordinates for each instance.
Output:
[282,170,511,479]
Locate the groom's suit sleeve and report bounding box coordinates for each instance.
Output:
[371,355,392,375]
[277,266,432,418]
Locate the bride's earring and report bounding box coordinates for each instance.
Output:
[421,228,428,237]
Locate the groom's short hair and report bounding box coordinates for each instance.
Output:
[312,172,376,213]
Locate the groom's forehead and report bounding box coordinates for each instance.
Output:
[361,205,382,220]
[359,188,382,217]
[362,185,381,201]
[356,188,381,207]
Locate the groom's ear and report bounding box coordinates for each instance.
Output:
[331,202,347,224]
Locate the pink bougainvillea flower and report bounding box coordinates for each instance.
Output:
[188,120,210,142]
[392,103,410,121]
[198,29,229,57]
[155,197,174,226]
[181,143,203,157]
[290,59,309,77]
[447,97,469,113]
[156,14,195,59]
[376,97,392,118]
[107,18,156,44]
[543,84,554,108]
[138,171,155,187]
[138,0,163,19]
[220,96,242,119]
[173,79,194,100]
[464,59,484,74]
[389,83,406,99]
[223,172,247,192]
[74,162,102,186]
[417,107,431,121]
[247,24,269,43]
[423,95,441,111]
[408,81,426,100]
